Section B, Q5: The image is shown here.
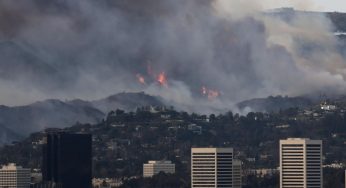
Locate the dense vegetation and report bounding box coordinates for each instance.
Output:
[1,99,346,187]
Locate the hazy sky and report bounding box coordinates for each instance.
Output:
[268,0,346,12]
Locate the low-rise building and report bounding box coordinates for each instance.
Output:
[143,161,175,178]
[187,124,202,135]
[248,168,279,178]
[321,104,337,111]
[92,178,123,188]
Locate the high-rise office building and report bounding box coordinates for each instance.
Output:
[0,163,30,188]
[42,132,92,188]
[191,148,241,188]
[280,138,322,188]
[232,159,242,188]
[143,161,175,177]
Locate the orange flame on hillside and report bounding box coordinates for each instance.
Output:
[157,72,168,87]
[201,86,220,100]
[136,74,146,85]
[207,90,220,100]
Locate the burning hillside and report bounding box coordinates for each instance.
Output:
[0,0,345,113]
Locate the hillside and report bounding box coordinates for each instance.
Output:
[237,95,316,112]
[268,8,346,32]
[1,99,346,187]
[92,92,165,113]
[0,100,104,144]
[0,4,346,112]
[0,92,165,145]
[328,12,346,32]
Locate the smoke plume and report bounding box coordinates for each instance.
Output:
[0,0,345,113]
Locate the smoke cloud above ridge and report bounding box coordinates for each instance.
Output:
[0,0,345,113]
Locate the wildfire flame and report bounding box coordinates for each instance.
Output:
[207,90,220,100]
[201,86,220,100]
[137,62,169,87]
[157,72,168,87]
[136,74,146,85]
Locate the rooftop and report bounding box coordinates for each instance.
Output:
[0,163,29,170]
[286,138,310,140]
[147,161,173,164]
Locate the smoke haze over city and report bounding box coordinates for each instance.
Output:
[0,0,345,113]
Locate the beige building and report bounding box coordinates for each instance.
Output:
[143,161,175,178]
[232,159,242,188]
[191,148,241,188]
[280,138,322,188]
[0,163,31,188]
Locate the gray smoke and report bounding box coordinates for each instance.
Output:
[0,0,345,113]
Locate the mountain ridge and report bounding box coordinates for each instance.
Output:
[237,95,317,113]
[0,92,166,145]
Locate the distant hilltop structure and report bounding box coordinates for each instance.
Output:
[320,101,337,111]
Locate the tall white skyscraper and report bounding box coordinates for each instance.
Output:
[0,163,31,188]
[143,161,175,178]
[280,138,323,188]
[191,148,241,188]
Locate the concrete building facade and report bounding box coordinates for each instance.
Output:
[0,163,31,188]
[42,132,92,188]
[191,148,241,188]
[143,161,175,178]
[232,159,242,188]
[280,138,323,188]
